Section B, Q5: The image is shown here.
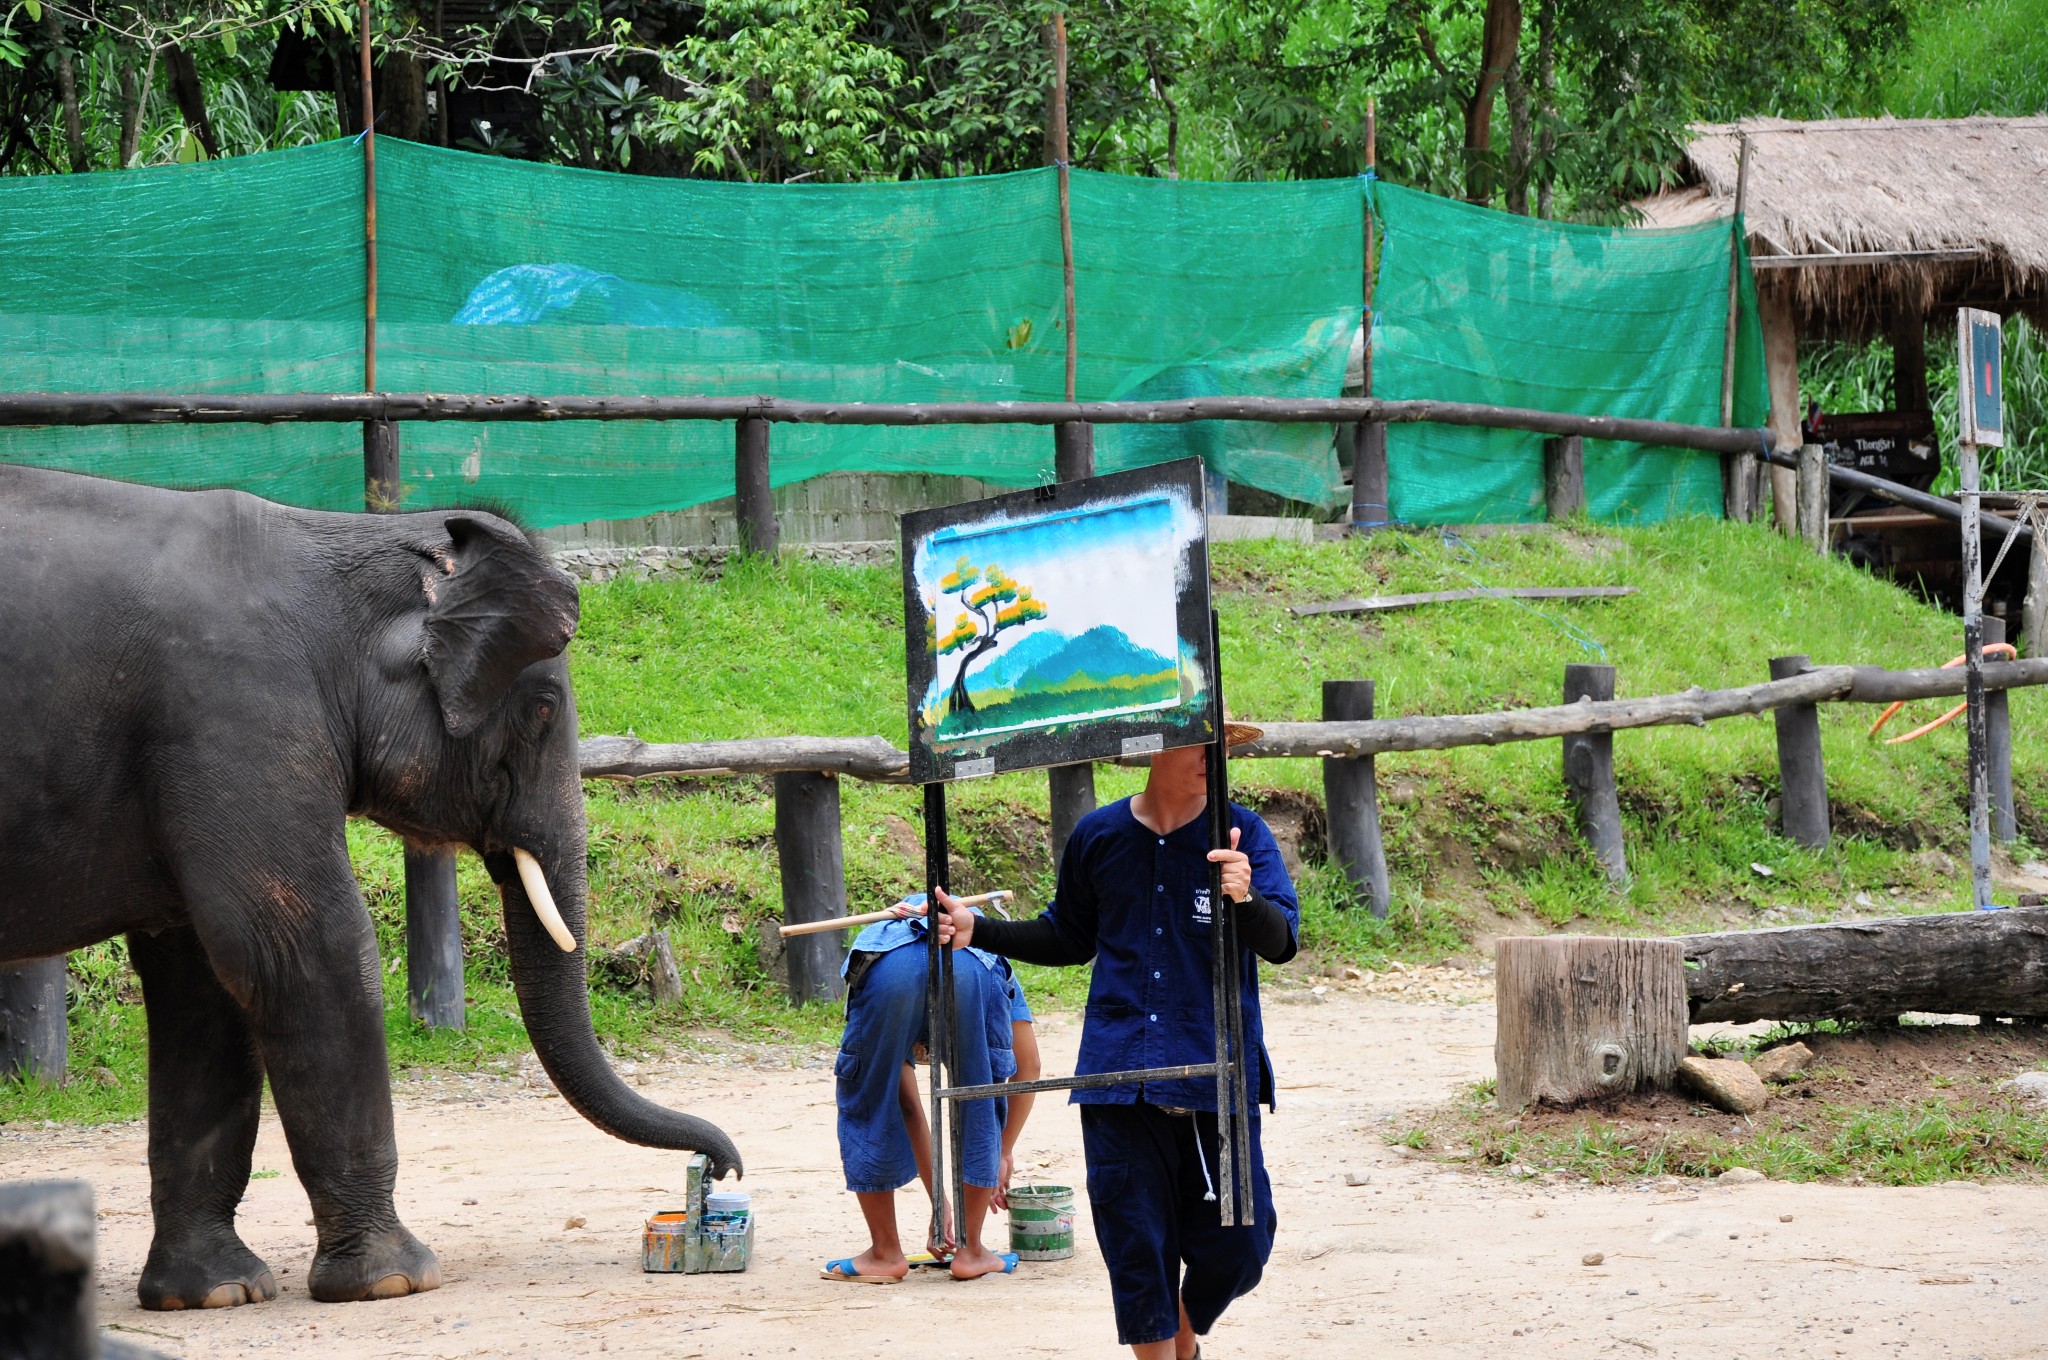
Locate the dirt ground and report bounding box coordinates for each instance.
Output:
[7,974,2047,1360]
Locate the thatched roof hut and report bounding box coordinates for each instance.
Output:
[1639,116,2048,339]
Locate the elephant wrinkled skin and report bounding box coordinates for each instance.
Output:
[0,465,740,1310]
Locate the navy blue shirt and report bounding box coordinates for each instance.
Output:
[991,796,1298,1113]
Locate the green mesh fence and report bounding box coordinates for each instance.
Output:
[1370,181,1768,526]
[0,143,1760,529]
[0,141,1358,525]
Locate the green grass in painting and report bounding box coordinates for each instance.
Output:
[9,521,2043,1125]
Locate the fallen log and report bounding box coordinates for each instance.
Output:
[1675,908,2048,1024]
[578,734,910,783]
[1292,585,1637,617]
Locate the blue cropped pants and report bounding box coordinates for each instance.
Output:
[835,943,1015,1194]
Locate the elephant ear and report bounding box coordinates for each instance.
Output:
[422,515,580,737]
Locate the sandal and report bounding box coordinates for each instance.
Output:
[819,1257,904,1284]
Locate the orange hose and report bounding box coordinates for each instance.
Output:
[1868,643,2018,744]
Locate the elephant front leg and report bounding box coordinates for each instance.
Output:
[129,927,280,1310]
[236,911,442,1302]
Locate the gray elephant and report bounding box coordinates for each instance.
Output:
[0,464,740,1309]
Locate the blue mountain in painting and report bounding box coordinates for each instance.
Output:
[1018,626,1175,689]
[970,628,1076,693]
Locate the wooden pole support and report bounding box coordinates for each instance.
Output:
[1351,421,1390,531]
[1985,617,2017,844]
[1543,434,1586,520]
[1494,936,1687,1112]
[404,846,465,1030]
[1321,680,1391,917]
[1561,664,1626,886]
[0,956,68,1083]
[734,415,778,557]
[1048,762,1097,871]
[1769,653,1830,849]
[1054,420,1094,483]
[1796,442,1828,552]
[363,419,399,512]
[2025,527,2048,659]
[775,771,847,1003]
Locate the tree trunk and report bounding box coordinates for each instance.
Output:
[1461,0,1522,205]
[118,46,159,168]
[1760,281,1802,533]
[42,6,89,171]
[1678,909,2048,1023]
[1495,936,1687,1111]
[1505,49,1531,215]
[165,45,219,158]
[378,52,432,142]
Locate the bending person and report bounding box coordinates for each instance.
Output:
[824,895,1032,1283]
[937,734,1297,1358]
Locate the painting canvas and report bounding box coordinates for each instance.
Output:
[902,458,1215,784]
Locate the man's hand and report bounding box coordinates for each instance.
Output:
[1207,826,1253,903]
[993,1151,1015,1210]
[933,887,975,949]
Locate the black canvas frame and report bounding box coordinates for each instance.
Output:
[901,458,1216,787]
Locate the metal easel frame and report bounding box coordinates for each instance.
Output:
[922,607,1254,1236]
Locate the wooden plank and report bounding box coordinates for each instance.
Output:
[1292,585,1637,617]
[1676,908,2048,1023]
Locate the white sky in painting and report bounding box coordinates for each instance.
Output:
[914,489,1201,677]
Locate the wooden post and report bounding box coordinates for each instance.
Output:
[1796,441,1828,552]
[1054,420,1093,482]
[1351,420,1390,531]
[2026,527,2048,659]
[1770,653,1829,849]
[1050,12,1078,405]
[1720,133,1757,522]
[1049,764,1097,871]
[1761,284,1801,534]
[1321,680,1391,917]
[1985,617,2017,843]
[1543,434,1585,520]
[734,415,778,557]
[775,771,847,1003]
[1494,936,1687,1112]
[0,957,67,1083]
[1890,301,1929,412]
[364,419,399,511]
[404,847,465,1029]
[1561,664,1626,886]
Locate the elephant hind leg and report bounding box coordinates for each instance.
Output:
[128,927,280,1312]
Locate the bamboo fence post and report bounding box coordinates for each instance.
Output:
[2024,527,2048,658]
[1770,654,1830,849]
[1352,99,1390,534]
[1321,680,1391,917]
[775,772,848,1003]
[1561,663,1626,886]
[0,957,67,1083]
[1985,617,2017,844]
[1543,434,1585,519]
[1720,132,1756,522]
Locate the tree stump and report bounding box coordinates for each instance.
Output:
[1495,936,1687,1112]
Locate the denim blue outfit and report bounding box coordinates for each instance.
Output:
[970,798,1298,1347]
[834,907,1021,1195]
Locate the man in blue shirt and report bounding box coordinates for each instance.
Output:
[939,735,1298,1360]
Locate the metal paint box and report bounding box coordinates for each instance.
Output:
[642,1210,691,1273]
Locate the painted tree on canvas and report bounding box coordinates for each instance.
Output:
[935,555,1048,714]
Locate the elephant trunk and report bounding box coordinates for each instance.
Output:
[495,844,743,1179]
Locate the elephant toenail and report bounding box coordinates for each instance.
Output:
[200,1283,249,1308]
[366,1273,414,1299]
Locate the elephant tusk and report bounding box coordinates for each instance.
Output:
[513,848,577,953]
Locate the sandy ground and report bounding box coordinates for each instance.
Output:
[7,975,2047,1360]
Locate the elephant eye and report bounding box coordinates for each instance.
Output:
[534,698,557,724]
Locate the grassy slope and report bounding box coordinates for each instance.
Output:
[11,521,2045,1123]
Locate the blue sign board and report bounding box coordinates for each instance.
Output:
[1958,309,2005,448]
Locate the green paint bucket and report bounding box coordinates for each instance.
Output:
[1008,1184,1076,1261]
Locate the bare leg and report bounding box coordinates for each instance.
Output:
[844,1192,911,1280]
[948,1184,1006,1279]
[898,1062,951,1255]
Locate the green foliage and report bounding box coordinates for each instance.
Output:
[1886,0,2048,117]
